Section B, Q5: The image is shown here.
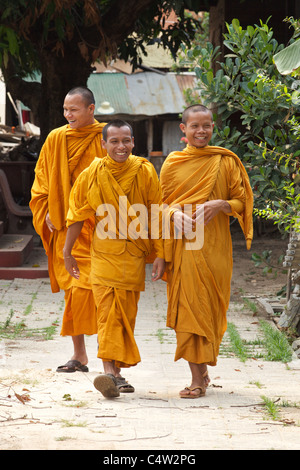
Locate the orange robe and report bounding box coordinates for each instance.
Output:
[67,155,164,367]
[30,120,106,336]
[160,145,253,366]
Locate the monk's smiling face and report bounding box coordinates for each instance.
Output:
[102,126,134,163]
[63,93,95,129]
[180,111,214,148]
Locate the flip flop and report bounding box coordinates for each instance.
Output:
[180,386,206,399]
[93,374,120,398]
[56,359,89,373]
[115,376,135,393]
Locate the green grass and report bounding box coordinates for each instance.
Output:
[261,395,281,420]
[259,319,293,363]
[226,322,249,362]
[222,319,293,364]
[0,308,59,340]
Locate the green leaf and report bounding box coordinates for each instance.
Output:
[232,18,240,33]
[273,40,300,75]
[206,70,213,84]
[247,25,255,37]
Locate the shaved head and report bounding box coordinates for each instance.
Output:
[181,104,213,124]
[66,87,95,106]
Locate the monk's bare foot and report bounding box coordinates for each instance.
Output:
[203,369,210,387]
[70,352,88,366]
[71,335,88,366]
[180,362,209,397]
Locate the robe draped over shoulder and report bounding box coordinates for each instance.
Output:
[67,154,164,367]
[159,145,253,365]
[30,120,107,293]
[67,154,164,291]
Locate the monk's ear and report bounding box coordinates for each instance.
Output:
[101,139,107,149]
[179,123,186,134]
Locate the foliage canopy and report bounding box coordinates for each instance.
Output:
[179,17,300,233]
[0,0,202,140]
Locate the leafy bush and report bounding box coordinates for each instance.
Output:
[181,17,300,233]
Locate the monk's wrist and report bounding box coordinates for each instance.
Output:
[221,200,231,214]
[63,249,72,259]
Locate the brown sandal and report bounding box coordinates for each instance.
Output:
[180,367,208,398]
[180,385,206,399]
[93,374,120,398]
[115,376,135,393]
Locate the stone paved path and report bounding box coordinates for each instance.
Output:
[0,266,300,451]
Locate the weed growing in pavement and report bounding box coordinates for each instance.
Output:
[261,395,281,420]
[242,297,258,315]
[249,380,264,389]
[259,319,293,362]
[61,419,88,428]
[258,397,300,425]
[225,322,249,362]
[0,308,59,340]
[221,318,293,363]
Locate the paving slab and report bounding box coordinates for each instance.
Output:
[0,266,299,451]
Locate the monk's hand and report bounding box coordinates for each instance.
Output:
[173,211,194,234]
[45,212,57,232]
[200,200,231,225]
[152,257,165,281]
[64,254,80,279]
[192,204,205,226]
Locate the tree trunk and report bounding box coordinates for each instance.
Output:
[3,45,94,145]
[38,46,94,142]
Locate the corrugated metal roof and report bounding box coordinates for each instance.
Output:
[176,74,197,93]
[22,70,196,117]
[90,71,194,117]
[88,73,133,115]
[125,72,186,115]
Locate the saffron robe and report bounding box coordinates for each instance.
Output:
[30,120,106,336]
[160,145,253,366]
[67,154,164,367]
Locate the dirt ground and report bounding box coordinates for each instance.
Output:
[231,222,289,301]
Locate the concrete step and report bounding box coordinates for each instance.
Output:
[0,244,48,279]
[0,233,33,267]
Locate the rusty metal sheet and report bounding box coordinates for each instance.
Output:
[125,72,187,116]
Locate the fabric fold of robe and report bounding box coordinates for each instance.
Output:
[92,285,141,368]
[159,145,253,366]
[30,120,106,337]
[67,154,164,366]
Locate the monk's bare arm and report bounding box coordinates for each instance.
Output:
[63,221,84,279]
[204,200,231,225]
[193,200,231,226]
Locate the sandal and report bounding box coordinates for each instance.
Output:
[115,376,135,393]
[56,360,89,373]
[180,385,206,399]
[180,367,208,398]
[93,373,120,398]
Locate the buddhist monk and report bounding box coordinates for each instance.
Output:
[159,104,253,398]
[63,119,165,397]
[30,87,107,372]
